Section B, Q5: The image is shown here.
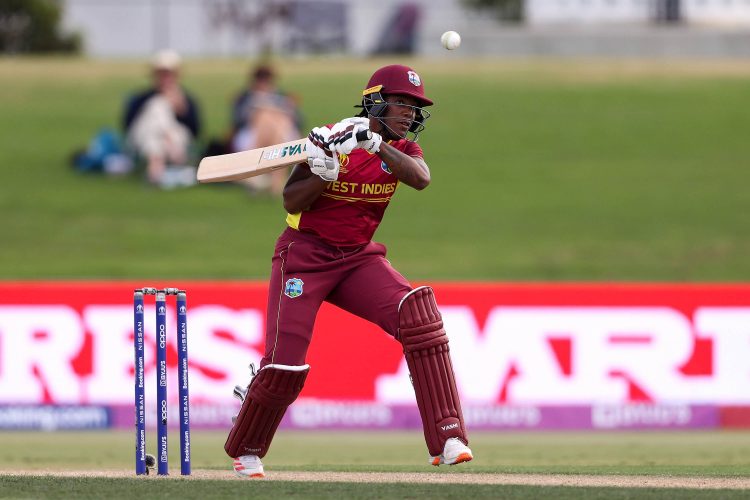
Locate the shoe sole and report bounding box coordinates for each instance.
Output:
[233,469,265,479]
[447,452,473,465]
[431,452,473,466]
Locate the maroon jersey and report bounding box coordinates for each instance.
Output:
[286,138,423,247]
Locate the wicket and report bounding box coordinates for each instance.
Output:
[133,287,191,476]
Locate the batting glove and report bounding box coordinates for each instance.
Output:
[306,126,339,182]
[342,116,381,152]
[358,130,382,153]
[341,117,370,128]
[329,117,382,154]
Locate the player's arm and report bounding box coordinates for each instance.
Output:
[282,163,328,214]
[283,125,341,213]
[376,142,430,190]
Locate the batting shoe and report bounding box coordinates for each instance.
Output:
[431,437,473,466]
[233,455,265,478]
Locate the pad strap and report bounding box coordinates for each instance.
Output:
[225,364,309,458]
[399,286,468,457]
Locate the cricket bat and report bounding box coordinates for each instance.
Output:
[197,138,307,183]
[196,130,371,183]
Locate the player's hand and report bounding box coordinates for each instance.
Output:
[309,150,340,182]
[329,117,382,154]
[358,129,382,154]
[340,117,370,128]
[340,116,382,153]
[306,126,339,182]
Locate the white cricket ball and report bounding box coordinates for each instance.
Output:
[440,31,461,50]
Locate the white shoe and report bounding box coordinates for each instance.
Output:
[233,455,265,478]
[430,437,473,466]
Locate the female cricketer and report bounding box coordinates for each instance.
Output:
[225,64,472,478]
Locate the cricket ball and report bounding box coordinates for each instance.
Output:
[440,31,461,50]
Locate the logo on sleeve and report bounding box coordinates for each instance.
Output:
[284,278,304,298]
[380,161,392,174]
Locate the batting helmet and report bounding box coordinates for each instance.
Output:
[359,65,432,139]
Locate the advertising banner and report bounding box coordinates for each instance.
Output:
[0,281,748,429]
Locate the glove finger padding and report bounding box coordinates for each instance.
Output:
[329,118,382,154]
[339,117,370,128]
[329,120,364,155]
[306,126,340,182]
[307,126,331,151]
[358,131,382,153]
[308,154,339,182]
[305,141,331,166]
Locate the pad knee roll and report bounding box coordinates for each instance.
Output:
[225,364,309,459]
[399,286,468,457]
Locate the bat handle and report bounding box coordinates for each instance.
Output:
[355,129,372,142]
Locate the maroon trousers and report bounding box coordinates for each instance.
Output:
[261,227,411,367]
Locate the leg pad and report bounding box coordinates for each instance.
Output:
[399,286,468,457]
[225,364,309,458]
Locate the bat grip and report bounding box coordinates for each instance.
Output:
[355,129,372,142]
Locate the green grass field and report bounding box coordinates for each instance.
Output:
[1,430,749,498]
[2,57,750,497]
[1,58,749,281]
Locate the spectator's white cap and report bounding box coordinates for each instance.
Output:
[151,49,181,71]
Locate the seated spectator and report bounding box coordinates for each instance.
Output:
[230,64,302,195]
[123,49,202,188]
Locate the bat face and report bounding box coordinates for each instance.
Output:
[262,142,305,161]
[197,139,307,183]
[197,129,369,184]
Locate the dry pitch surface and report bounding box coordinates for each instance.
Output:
[2,470,749,490]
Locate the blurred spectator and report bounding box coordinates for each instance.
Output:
[70,127,132,176]
[123,49,202,188]
[230,64,302,195]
